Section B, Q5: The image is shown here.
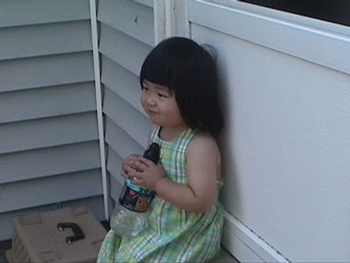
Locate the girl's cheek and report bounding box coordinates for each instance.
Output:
[140,96,146,106]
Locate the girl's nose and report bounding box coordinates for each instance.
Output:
[145,94,156,106]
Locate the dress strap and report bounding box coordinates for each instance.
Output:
[149,126,161,144]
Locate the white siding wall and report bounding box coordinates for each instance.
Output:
[97,0,154,205]
[0,0,104,240]
[189,1,350,262]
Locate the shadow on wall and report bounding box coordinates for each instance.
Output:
[216,60,243,217]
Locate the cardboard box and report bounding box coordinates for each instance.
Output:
[6,205,107,263]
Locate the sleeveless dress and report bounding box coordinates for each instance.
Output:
[97,127,224,263]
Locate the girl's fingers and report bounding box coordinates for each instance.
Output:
[133,158,153,170]
[128,170,142,180]
[131,178,143,185]
[122,166,140,180]
[132,161,144,171]
[121,170,128,179]
[138,157,153,166]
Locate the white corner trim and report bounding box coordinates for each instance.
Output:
[153,0,174,44]
[153,0,190,44]
[89,0,109,220]
[222,210,290,263]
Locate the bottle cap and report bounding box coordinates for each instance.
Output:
[143,143,160,164]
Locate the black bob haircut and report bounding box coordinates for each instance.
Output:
[140,37,224,138]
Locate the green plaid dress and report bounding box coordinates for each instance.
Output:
[97,127,223,263]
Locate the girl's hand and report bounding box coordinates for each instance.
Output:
[121,154,141,180]
[127,157,167,191]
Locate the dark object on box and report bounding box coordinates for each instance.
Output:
[6,205,107,263]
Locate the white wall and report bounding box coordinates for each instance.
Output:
[189,1,350,262]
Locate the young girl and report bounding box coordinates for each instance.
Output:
[98,37,225,263]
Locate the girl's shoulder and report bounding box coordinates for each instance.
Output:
[186,132,222,182]
[187,132,220,156]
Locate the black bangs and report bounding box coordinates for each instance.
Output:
[139,37,200,92]
[140,52,170,88]
[140,43,175,90]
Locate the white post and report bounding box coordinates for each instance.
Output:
[89,0,110,220]
[153,0,189,44]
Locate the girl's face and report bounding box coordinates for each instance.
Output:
[141,80,187,134]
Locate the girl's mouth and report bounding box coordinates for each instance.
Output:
[146,109,158,115]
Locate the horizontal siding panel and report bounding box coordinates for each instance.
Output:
[99,23,152,76]
[0,52,94,93]
[133,0,153,8]
[105,116,146,159]
[107,146,124,186]
[0,21,92,60]
[0,169,102,213]
[0,142,101,184]
[0,0,90,28]
[0,0,104,240]
[101,55,145,116]
[0,196,105,241]
[98,0,154,46]
[110,172,124,204]
[0,82,96,124]
[104,87,151,147]
[0,113,98,154]
[107,147,126,202]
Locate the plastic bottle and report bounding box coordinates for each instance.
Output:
[110,143,161,238]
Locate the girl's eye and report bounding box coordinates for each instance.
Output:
[158,93,168,98]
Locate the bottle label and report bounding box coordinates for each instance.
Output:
[119,180,155,213]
